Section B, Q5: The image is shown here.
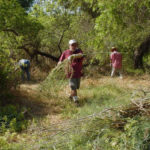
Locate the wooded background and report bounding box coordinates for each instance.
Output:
[1,0,150,90]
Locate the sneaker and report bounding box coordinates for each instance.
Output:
[73,96,80,106]
[73,96,78,102]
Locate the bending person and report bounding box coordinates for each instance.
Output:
[19,59,30,81]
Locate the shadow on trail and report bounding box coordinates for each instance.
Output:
[6,81,54,119]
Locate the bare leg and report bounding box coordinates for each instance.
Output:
[111,67,116,77]
[71,89,77,97]
[119,69,123,79]
[69,78,80,103]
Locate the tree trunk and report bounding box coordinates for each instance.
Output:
[134,36,150,69]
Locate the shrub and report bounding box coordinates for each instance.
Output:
[0,105,27,133]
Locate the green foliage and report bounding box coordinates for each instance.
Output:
[0,48,19,92]
[0,133,24,150]
[30,0,95,62]
[0,0,42,40]
[125,68,144,75]
[17,0,34,10]
[0,105,27,133]
[0,0,43,92]
[0,0,43,49]
[69,116,150,150]
[94,0,150,69]
[0,0,26,32]
[55,0,100,18]
[0,107,26,150]
[2,0,150,149]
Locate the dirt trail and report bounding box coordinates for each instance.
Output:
[19,75,150,93]
[19,82,40,92]
[18,76,150,118]
[18,81,63,124]
[17,76,150,118]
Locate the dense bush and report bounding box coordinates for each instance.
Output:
[0,104,27,133]
[0,49,19,92]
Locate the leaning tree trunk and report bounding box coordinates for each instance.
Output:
[134,36,150,69]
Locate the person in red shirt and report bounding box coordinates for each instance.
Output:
[110,47,123,79]
[58,39,84,104]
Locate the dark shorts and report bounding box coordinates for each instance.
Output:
[69,78,81,90]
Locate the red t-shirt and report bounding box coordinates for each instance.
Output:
[110,51,122,69]
[59,49,84,78]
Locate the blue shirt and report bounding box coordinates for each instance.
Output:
[19,59,30,67]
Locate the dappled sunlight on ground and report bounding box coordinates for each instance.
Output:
[16,75,150,119]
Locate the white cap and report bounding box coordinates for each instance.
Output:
[111,47,116,49]
[69,39,77,45]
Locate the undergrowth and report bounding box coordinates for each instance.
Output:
[0,105,27,133]
[0,103,28,150]
[1,72,150,150]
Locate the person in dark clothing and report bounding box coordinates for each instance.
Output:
[19,59,30,81]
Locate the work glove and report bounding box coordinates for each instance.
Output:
[71,54,84,59]
[68,54,84,61]
[68,54,76,61]
[57,61,62,65]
